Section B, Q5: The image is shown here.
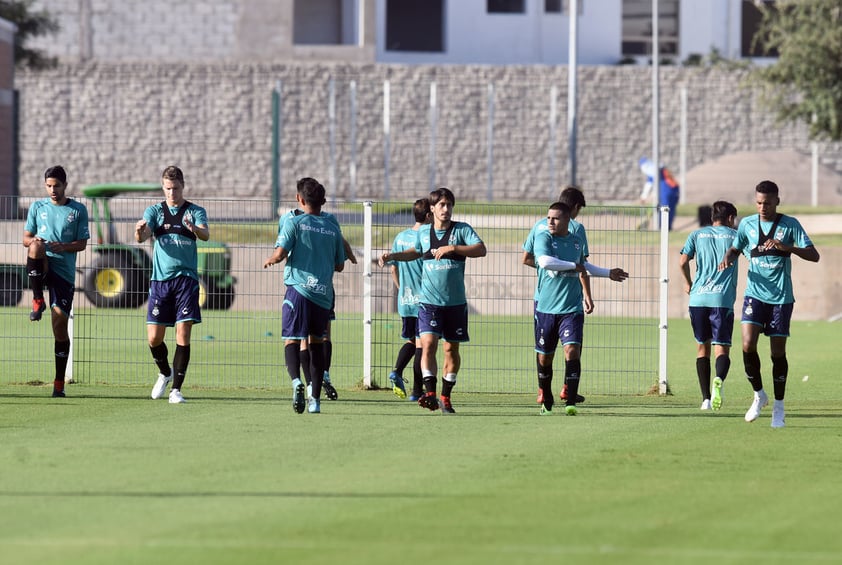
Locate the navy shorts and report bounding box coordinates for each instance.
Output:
[147,276,201,326]
[741,297,793,337]
[418,303,469,343]
[282,286,331,340]
[400,316,419,341]
[689,306,734,346]
[534,311,584,355]
[46,271,75,316]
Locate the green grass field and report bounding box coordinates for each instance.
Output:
[1,320,841,564]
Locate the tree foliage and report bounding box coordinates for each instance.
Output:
[751,0,842,140]
[0,0,59,69]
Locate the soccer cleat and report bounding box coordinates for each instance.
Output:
[30,298,46,322]
[323,372,339,400]
[744,390,769,423]
[52,389,65,398]
[540,395,554,415]
[306,384,312,399]
[560,385,586,404]
[168,389,186,404]
[565,404,578,416]
[292,380,306,414]
[418,392,440,411]
[389,371,407,399]
[440,395,456,414]
[536,388,544,404]
[150,372,173,399]
[711,377,724,411]
[408,391,423,402]
[308,397,321,413]
[700,399,712,410]
[771,400,785,428]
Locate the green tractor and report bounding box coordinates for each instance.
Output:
[82,183,236,310]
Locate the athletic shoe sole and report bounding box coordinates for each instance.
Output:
[323,381,339,401]
[711,377,723,411]
[293,382,306,414]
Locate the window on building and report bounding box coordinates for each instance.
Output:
[622,0,679,57]
[488,0,526,14]
[386,0,444,52]
[741,0,778,57]
[545,0,583,14]
[294,0,343,45]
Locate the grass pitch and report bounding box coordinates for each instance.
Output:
[1,321,841,564]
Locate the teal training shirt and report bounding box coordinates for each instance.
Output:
[533,229,585,315]
[414,221,483,307]
[680,225,738,309]
[277,212,346,310]
[731,214,813,305]
[143,201,208,282]
[277,209,338,282]
[523,217,589,301]
[25,198,90,284]
[389,226,425,317]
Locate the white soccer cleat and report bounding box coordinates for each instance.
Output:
[700,399,712,410]
[169,389,186,404]
[771,399,785,428]
[151,372,172,399]
[744,390,768,422]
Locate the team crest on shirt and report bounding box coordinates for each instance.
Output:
[66,211,77,224]
[775,229,785,240]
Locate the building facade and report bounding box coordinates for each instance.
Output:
[0,17,16,217]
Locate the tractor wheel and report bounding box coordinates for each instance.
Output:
[84,254,147,308]
[199,277,236,310]
[0,271,23,307]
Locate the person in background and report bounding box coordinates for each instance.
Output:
[639,157,680,231]
[679,200,739,411]
[23,165,90,397]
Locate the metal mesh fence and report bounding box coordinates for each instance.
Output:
[1,196,662,395]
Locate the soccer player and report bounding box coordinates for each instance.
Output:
[533,202,588,415]
[378,187,486,414]
[136,166,209,404]
[522,186,628,405]
[263,177,346,414]
[275,206,357,402]
[384,198,431,401]
[679,200,739,411]
[719,180,820,428]
[23,166,90,397]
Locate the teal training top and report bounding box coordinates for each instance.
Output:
[680,225,739,309]
[533,229,585,315]
[277,209,338,282]
[523,217,589,301]
[143,201,208,282]
[389,226,425,317]
[731,214,813,305]
[414,221,483,307]
[276,212,346,310]
[25,198,90,284]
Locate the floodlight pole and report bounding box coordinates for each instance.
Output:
[567,0,578,186]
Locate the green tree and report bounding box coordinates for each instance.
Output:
[751,0,842,140]
[0,0,59,69]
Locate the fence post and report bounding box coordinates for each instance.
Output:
[271,80,282,217]
[658,205,670,394]
[363,201,373,388]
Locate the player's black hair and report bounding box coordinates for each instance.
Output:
[44,165,67,184]
[161,165,185,186]
[711,200,737,223]
[756,180,779,196]
[413,198,431,223]
[548,201,572,216]
[558,185,586,209]
[429,187,455,207]
[297,177,327,207]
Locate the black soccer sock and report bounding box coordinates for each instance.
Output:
[27,257,45,300]
[715,354,731,381]
[299,348,312,385]
[150,342,170,376]
[696,357,711,400]
[412,348,423,394]
[564,359,581,405]
[394,342,416,375]
[743,351,763,391]
[172,344,190,390]
[309,342,326,398]
[54,340,70,390]
[538,371,553,407]
[423,374,437,395]
[284,343,301,382]
[442,374,456,398]
[771,355,788,401]
[323,339,333,373]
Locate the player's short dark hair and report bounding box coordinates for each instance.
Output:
[413,198,431,223]
[711,200,737,223]
[756,180,779,196]
[297,177,327,206]
[548,201,572,217]
[429,187,455,207]
[161,165,185,187]
[44,165,67,184]
[558,185,586,209]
